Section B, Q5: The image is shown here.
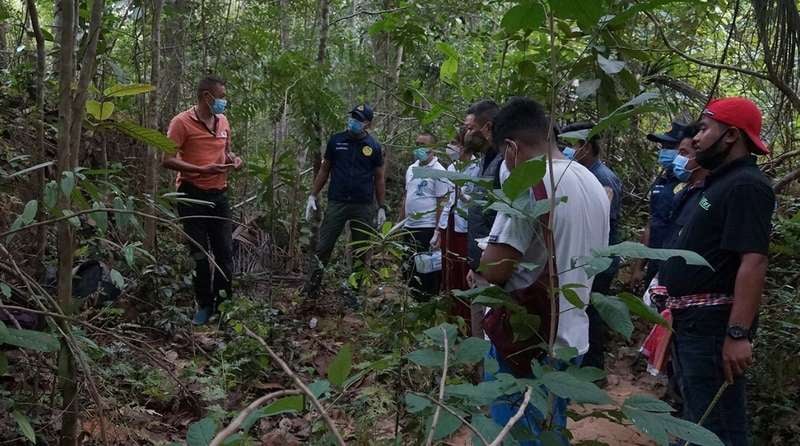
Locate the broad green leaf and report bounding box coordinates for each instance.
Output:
[85,100,115,120]
[186,417,217,446]
[574,255,614,277]
[109,269,125,289]
[0,351,7,375]
[327,344,353,387]
[446,380,519,405]
[502,157,546,200]
[0,320,8,339]
[549,0,605,29]
[561,287,585,309]
[501,1,545,35]
[424,323,458,347]
[109,121,177,154]
[558,129,590,141]
[308,379,331,399]
[566,365,607,383]
[593,241,711,268]
[425,409,462,441]
[44,181,58,209]
[91,202,107,233]
[1,282,12,298]
[554,346,579,362]
[607,0,688,28]
[618,292,669,327]
[407,348,445,368]
[412,166,493,187]
[471,414,505,445]
[12,411,35,443]
[61,171,76,197]
[103,83,155,97]
[436,43,459,84]
[404,393,431,413]
[123,244,136,267]
[588,93,660,138]
[61,209,81,228]
[623,406,724,446]
[597,55,625,75]
[263,395,303,416]
[591,293,633,340]
[454,337,490,365]
[2,328,60,352]
[540,371,612,405]
[623,394,674,413]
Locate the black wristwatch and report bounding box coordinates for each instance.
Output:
[727,325,750,340]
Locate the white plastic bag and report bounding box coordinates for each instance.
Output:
[414,250,442,274]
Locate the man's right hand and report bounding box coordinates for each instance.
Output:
[200,163,233,175]
[305,195,318,221]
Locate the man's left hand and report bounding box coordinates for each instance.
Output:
[722,337,754,383]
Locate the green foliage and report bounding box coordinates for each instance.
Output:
[327,344,353,388]
[105,121,177,154]
[623,395,724,446]
[12,411,35,443]
[186,417,217,446]
[0,324,60,353]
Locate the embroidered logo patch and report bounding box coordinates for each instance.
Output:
[362,146,373,156]
[699,196,711,211]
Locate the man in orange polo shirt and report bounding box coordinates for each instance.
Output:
[163,75,243,325]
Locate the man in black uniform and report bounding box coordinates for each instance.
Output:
[463,100,502,337]
[303,104,386,301]
[660,97,774,446]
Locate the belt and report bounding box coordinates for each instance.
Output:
[666,293,733,310]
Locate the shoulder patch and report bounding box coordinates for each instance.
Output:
[362,146,373,156]
[673,182,686,194]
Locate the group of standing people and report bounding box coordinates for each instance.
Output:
[164,75,773,446]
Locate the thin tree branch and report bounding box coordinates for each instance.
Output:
[409,392,489,446]
[425,327,449,446]
[644,10,800,110]
[329,6,407,26]
[209,389,302,446]
[243,326,346,446]
[488,386,533,446]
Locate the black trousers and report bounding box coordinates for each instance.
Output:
[177,182,234,309]
[583,256,620,371]
[405,227,441,300]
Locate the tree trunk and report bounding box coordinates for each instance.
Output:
[0,20,8,70]
[26,0,47,270]
[162,0,187,126]
[144,0,163,252]
[55,0,77,443]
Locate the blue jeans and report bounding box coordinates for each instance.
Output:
[484,345,580,446]
[672,306,749,446]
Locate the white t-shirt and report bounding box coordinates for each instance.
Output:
[405,158,448,228]
[437,158,481,233]
[487,159,610,355]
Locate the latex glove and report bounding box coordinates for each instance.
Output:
[430,229,442,249]
[376,207,387,227]
[305,195,317,221]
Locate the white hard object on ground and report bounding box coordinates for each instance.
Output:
[304,195,317,221]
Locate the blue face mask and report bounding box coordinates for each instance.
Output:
[563,147,576,160]
[347,117,365,134]
[414,147,431,162]
[672,154,695,182]
[658,148,678,169]
[211,98,227,114]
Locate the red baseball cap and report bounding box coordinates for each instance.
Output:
[702,97,769,154]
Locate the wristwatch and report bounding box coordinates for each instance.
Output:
[726,325,750,340]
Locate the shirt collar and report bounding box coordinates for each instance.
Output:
[708,155,757,182]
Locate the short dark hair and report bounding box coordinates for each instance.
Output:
[417,132,437,144]
[560,121,600,156]
[466,100,499,126]
[197,75,226,97]
[492,97,551,149]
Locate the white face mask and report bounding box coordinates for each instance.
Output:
[499,160,511,186]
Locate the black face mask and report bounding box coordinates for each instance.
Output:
[695,129,731,171]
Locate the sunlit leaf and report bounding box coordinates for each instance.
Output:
[108,120,177,154]
[327,344,353,387]
[86,100,115,120]
[103,83,155,97]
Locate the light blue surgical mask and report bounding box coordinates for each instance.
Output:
[347,117,365,134]
[672,154,695,182]
[211,98,227,114]
[563,147,576,160]
[658,148,678,169]
[414,147,431,162]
